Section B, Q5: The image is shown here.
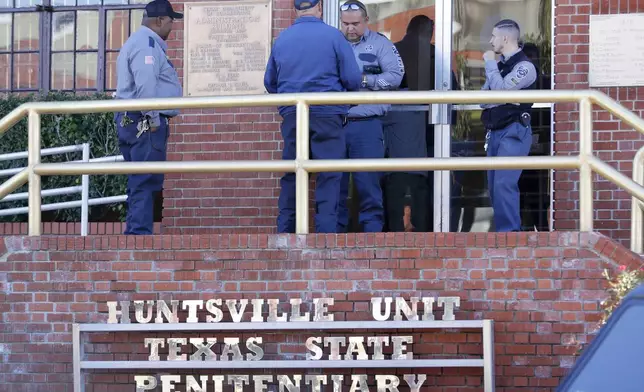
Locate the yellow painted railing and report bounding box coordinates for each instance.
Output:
[0,90,643,252]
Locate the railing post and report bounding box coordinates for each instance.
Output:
[295,101,310,234]
[578,97,593,232]
[27,109,42,236]
[81,143,90,236]
[632,147,644,254]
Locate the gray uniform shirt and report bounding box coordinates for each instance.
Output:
[480,48,537,109]
[115,26,182,127]
[348,29,404,118]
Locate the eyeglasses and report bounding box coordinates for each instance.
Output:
[340,2,365,11]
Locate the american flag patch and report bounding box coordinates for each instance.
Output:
[144,56,155,65]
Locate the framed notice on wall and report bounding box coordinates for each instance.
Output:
[589,13,644,87]
[183,0,273,96]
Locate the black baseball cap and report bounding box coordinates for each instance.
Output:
[145,0,183,19]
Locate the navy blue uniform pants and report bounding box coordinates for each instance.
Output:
[487,121,532,232]
[278,113,345,233]
[115,113,168,235]
[337,118,385,233]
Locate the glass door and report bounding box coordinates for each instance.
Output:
[449,0,552,232]
[331,0,452,232]
[330,0,552,233]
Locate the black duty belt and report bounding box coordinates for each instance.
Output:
[346,116,379,122]
[488,113,531,131]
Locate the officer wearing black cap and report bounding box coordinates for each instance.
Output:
[480,19,539,232]
[113,0,183,235]
[264,0,363,233]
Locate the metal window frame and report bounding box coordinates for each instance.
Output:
[0,0,144,93]
[73,319,496,392]
[0,7,42,92]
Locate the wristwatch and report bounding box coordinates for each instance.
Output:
[361,74,368,88]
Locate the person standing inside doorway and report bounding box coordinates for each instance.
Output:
[264,0,362,233]
[337,0,404,233]
[481,19,538,232]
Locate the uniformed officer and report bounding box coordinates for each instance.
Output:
[337,0,404,233]
[264,0,362,233]
[480,19,538,232]
[114,0,183,235]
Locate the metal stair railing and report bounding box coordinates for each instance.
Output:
[0,90,642,252]
[0,144,126,236]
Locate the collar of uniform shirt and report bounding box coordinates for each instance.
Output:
[140,25,168,53]
[294,15,324,24]
[353,28,371,43]
[500,47,521,63]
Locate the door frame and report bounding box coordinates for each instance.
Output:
[432,0,453,233]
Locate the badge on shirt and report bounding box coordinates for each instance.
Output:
[145,56,155,65]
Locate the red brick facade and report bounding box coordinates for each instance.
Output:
[552,0,644,244]
[0,232,642,390]
[147,0,643,247]
[161,0,291,234]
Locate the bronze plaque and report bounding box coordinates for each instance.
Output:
[183,0,272,96]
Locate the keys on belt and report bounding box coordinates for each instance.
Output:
[119,112,167,138]
[136,117,150,138]
[119,114,133,127]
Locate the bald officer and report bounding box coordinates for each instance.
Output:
[264,0,362,233]
[481,19,538,232]
[337,0,404,233]
[114,0,183,235]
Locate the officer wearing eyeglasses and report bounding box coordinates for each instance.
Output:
[264,0,363,233]
[114,0,183,235]
[480,19,538,232]
[337,0,404,233]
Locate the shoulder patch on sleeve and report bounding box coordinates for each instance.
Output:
[515,64,530,79]
[148,36,155,48]
[144,55,155,65]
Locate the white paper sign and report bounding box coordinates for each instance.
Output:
[589,13,644,87]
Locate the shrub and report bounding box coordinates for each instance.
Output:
[600,265,644,326]
[0,91,127,223]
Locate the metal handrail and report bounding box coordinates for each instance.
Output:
[0,143,126,236]
[633,146,644,254]
[0,89,643,252]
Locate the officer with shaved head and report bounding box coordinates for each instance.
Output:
[480,19,538,232]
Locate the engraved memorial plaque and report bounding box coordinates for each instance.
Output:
[183,0,272,96]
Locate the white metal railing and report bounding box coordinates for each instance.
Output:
[0,144,126,236]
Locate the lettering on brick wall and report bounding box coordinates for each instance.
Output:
[183,0,272,96]
[104,296,461,391]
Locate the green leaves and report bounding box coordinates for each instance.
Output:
[0,92,127,223]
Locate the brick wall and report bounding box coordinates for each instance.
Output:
[161,0,291,234]
[0,222,162,235]
[0,232,642,391]
[552,0,644,245]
